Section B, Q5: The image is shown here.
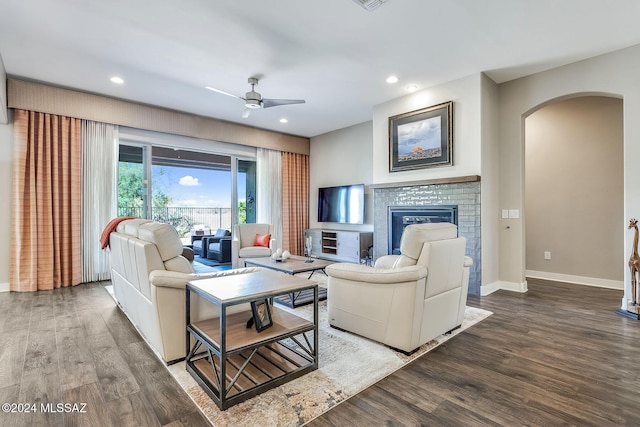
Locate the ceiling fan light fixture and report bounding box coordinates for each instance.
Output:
[352,0,388,12]
[245,100,261,109]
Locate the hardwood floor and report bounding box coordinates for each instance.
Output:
[1,279,638,426]
[310,279,640,426]
[0,282,209,427]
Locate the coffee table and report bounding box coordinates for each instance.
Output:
[186,270,318,410]
[243,255,333,308]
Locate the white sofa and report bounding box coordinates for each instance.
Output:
[108,219,259,363]
[325,223,472,353]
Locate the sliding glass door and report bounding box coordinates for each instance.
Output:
[118,143,255,242]
[117,144,149,219]
[237,159,257,224]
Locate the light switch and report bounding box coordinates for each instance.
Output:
[508,209,520,219]
[501,209,509,219]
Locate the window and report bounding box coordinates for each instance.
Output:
[117,129,257,241]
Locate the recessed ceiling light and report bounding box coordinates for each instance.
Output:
[110,76,124,84]
[280,118,288,123]
[405,84,419,92]
[386,75,399,84]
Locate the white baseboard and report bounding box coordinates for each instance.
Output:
[480,281,500,296]
[525,270,623,290]
[0,282,9,292]
[480,280,528,296]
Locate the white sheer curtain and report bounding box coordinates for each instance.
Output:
[256,148,283,248]
[81,120,118,282]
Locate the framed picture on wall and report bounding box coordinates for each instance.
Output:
[389,101,453,172]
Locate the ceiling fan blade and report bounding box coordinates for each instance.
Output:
[241,108,251,118]
[205,86,243,100]
[262,98,306,108]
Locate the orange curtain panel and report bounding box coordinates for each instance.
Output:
[281,152,309,256]
[10,109,82,291]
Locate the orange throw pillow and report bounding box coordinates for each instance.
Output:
[254,233,271,247]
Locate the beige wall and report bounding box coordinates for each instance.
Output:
[7,79,310,155]
[372,74,482,185]
[480,74,500,290]
[525,96,623,285]
[0,112,13,290]
[309,121,374,231]
[499,44,640,308]
[311,73,503,290]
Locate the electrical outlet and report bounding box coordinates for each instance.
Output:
[544,251,551,260]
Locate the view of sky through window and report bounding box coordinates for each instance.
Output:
[152,165,246,208]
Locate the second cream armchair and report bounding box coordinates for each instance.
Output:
[231,223,276,268]
[325,222,472,354]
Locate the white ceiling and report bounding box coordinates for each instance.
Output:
[1,0,640,138]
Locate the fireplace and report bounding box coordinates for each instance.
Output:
[372,179,480,294]
[388,206,458,254]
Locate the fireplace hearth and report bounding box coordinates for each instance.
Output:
[388,206,458,254]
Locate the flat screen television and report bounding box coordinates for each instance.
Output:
[318,184,365,224]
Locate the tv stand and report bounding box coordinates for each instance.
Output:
[304,229,373,264]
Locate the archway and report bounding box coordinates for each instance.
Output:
[523,95,624,289]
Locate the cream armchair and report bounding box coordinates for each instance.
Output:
[231,223,276,268]
[325,222,472,354]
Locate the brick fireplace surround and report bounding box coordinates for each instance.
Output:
[371,176,481,295]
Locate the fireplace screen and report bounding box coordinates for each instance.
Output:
[388,206,458,254]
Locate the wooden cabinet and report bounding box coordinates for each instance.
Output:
[304,229,372,264]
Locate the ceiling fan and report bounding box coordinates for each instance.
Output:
[205,77,305,118]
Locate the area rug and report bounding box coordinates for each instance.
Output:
[168,301,492,426]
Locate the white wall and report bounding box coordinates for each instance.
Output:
[499,44,640,308]
[309,121,373,231]
[372,74,482,185]
[480,74,501,293]
[0,112,13,291]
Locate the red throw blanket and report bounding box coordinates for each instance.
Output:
[100,216,136,249]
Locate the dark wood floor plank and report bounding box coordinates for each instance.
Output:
[22,320,58,371]
[0,329,29,388]
[62,382,113,427]
[105,391,161,427]
[98,306,143,347]
[0,384,21,427]
[56,327,99,392]
[311,279,640,426]
[17,361,63,426]
[86,332,141,402]
[120,339,209,426]
[429,400,499,427]
[0,282,209,427]
[5,277,639,426]
[76,308,110,337]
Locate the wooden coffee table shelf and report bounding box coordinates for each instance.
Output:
[186,270,318,410]
[190,341,311,399]
[243,255,333,308]
[189,307,313,354]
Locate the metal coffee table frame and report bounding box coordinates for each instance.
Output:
[185,271,318,410]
